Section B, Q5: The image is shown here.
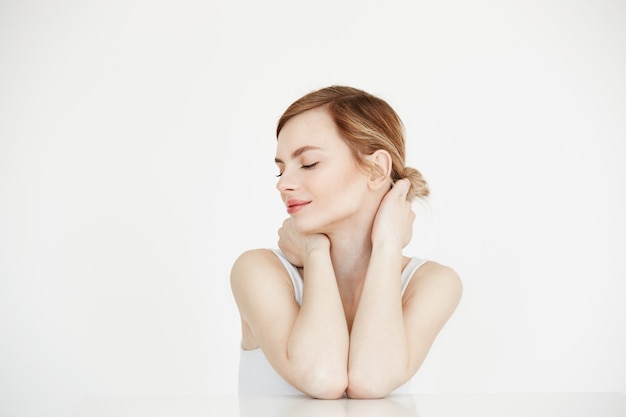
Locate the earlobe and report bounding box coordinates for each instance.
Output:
[367,150,392,190]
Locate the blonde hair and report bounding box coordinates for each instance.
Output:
[276,86,429,201]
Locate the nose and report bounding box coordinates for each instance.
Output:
[276,168,297,193]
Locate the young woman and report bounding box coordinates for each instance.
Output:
[231,86,462,399]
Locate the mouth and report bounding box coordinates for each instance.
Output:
[286,200,311,214]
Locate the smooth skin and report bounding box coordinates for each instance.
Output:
[231,107,462,399]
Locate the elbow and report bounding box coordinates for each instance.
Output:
[292,366,348,399]
[346,373,396,399]
[308,383,347,400]
[346,363,410,398]
[346,383,390,399]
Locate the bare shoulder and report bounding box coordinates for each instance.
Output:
[400,261,462,375]
[230,248,300,350]
[404,260,463,312]
[231,248,281,274]
[413,260,462,289]
[230,248,289,289]
[230,248,296,309]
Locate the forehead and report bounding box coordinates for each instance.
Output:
[275,107,345,158]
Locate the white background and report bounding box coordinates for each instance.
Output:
[1,1,625,416]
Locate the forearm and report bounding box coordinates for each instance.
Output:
[287,247,349,397]
[347,243,409,397]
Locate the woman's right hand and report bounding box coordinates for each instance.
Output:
[278,218,330,267]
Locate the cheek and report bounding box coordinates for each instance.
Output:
[323,170,368,207]
[306,160,368,206]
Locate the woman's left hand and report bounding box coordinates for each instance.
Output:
[371,179,415,249]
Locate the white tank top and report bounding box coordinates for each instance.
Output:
[238,249,428,396]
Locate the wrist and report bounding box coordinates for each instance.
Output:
[303,247,331,271]
[372,239,403,255]
[372,235,402,250]
[304,235,330,256]
[307,235,330,255]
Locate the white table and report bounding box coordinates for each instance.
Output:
[71,392,626,417]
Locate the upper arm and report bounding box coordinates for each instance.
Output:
[401,261,463,374]
[230,249,300,370]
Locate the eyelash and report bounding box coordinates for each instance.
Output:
[276,162,319,177]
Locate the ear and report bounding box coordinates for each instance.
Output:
[365,150,392,190]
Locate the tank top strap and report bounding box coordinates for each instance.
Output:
[270,249,304,305]
[401,257,428,295]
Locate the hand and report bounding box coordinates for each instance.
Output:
[371,179,415,249]
[278,218,330,267]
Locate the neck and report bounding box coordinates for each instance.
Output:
[321,189,386,285]
[325,216,374,285]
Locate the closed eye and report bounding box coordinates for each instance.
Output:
[275,162,318,177]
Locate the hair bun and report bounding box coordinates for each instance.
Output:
[402,166,429,201]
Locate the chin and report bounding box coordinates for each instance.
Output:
[292,217,327,235]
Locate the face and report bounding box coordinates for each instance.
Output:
[275,107,371,234]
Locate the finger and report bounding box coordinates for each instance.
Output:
[392,178,411,199]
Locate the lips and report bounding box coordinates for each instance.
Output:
[286,199,311,214]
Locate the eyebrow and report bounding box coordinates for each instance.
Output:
[274,146,322,164]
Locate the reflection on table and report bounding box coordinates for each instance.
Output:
[71,392,626,417]
[239,395,417,417]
